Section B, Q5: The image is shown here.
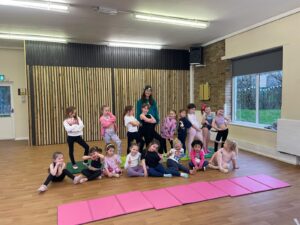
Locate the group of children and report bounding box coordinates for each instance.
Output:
[38,102,238,192]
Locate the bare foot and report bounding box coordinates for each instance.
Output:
[208,163,219,170]
[80,178,88,183]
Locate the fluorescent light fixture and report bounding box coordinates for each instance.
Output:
[108,42,162,50]
[0,33,68,43]
[135,13,209,29]
[0,0,69,13]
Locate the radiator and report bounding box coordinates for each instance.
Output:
[277,119,300,156]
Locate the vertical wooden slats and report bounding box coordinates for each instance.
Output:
[29,66,189,145]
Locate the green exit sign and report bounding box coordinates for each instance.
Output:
[0,74,5,81]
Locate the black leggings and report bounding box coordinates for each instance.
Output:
[81,169,102,181]
[43,169,74,186]
[127,131,144,154]
[140,130,164,153]
[161,138,174,154]
[214,129,229,152]
[67,136,89,165]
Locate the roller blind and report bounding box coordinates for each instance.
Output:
[232,47,282,76]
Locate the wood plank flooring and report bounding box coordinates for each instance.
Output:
[0,140,299,225]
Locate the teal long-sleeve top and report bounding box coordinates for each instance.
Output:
[136,98,160,123]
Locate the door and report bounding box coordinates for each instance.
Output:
[0,83,14,139]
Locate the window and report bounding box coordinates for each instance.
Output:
[0,85,12,117]
[233,70,282,126]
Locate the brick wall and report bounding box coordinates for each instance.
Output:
[194,40,232,116]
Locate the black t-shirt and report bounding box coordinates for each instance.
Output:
[178,117,192,136]
[141,150,160,168]
[91,158,102,170]
[140,114,156,134]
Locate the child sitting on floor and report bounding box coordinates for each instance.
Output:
[103,143,122,178]
[189,140,209,172]
[166,139,195,178]
[141,139,173,177]
[124,143,147,177]
[79,146,105,183]
[209,139,239,173]
[37,152,82,192]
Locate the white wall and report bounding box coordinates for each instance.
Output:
[0,46,29,140]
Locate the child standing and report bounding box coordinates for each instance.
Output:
[208,139,239,173]
[166,139,195,178]
[63,106,89,169]
[189,140,208,171]
[177,109,192,154]
[160,110,177,155]
[124,105,144,154]
[141,140,173,177]
[37,152,82,192]
[99,105,122,156]
[201,106,214,153]
[79,146,105,183]
[187,103,203,154]
[124,143,147,177]
[103,143,122,178]
[139,103,164,151]
[212,108,230,152]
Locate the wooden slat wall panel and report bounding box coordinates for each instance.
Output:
[114,68,190,139]
[28,66,189,145]
[30,66,112,145]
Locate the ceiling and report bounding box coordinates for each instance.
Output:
[0,0,300,49]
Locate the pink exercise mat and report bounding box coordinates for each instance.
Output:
[165,184,207,204]
[210,179,252,197]
[142,188,182,210]
[57,200,92,225]
[248,174,290,189]
[188,181,228,200]
[230,176,272,193]
[88,195,125,221]
[116,191,154,213]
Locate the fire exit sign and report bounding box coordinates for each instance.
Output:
[0,74,5,81]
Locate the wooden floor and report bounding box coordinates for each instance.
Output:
[0,140,299,225]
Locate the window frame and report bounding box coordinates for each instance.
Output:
[232,71,282,128]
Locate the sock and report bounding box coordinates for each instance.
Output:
[180,173,189,178]
[163,174,172,178]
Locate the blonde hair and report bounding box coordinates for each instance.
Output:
[225,139,238,154]
[173,138,182,147]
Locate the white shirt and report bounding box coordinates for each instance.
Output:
[124,152,141,169]
[63,117,84,136]
[124,115,139,133]
[187,113,201,129]
[168,148,185,163]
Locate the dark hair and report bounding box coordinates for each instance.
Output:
[141,85,154,105]
[141,103,150,110]
[65,106,76,119]
[100,105,109,117]
[105,143,115,151]
[89,146,102,154]
[52,152,63,160]
[123,105,133,118]
[129,143,139,151]
[187,103,196,109]
[147,139,160,149]
[191,140,203,148]
[179,109,186,114]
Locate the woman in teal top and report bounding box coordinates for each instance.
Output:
[136,85,160,123]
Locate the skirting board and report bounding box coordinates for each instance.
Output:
[236,139,299,165]
[15,137,29,141]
